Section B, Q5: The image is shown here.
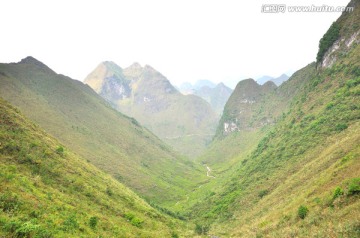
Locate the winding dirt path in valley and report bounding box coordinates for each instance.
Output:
[205,164,216,178]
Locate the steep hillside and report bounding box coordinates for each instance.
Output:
[84,62,218,158]
[0,57,205,207]
[0,98,187,237]
[190,1,360,236]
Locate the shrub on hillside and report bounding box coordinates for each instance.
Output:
[348,178,360,195]
[130,217,143,227]
[106,187,113,196]
[56,146,64,155]
[62,214,79,231]
[124,212,143,227]
[335,123,348,132]
[297,205,309,219]
[124,212,135,221]
[15,221,40,237]
[333,187,344,200]
[171,231,179,238]
[258,189,269,198]
[195,223,210,235]
[89,216,98,229]
[0,192,21,213]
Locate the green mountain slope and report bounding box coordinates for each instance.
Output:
[0,97,187,237]
[189,1,360,236]
[84,62,218,158]
[187,65,318,222]
[201,64,316,169]
[0,57,205,207]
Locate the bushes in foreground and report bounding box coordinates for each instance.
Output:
[298,205,309,219]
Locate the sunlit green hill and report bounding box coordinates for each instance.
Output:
[0,98,188,237]
[0,57,204,208]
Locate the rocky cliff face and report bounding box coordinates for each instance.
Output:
[99,75,131,101]
[318,0,360,68]
[320,29,360,68]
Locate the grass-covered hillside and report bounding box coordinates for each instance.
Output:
[0,97,188,237]
[188,1,360,236]
[84,62,218,158]
[0,57,205,208]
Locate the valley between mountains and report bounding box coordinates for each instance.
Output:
[1,1,360,237]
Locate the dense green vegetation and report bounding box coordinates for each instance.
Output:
[186,14,360,236]
[0,98,187,237]
[316,22,341,62]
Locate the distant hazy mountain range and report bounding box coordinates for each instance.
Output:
[84,62,218,158]
[178,80,233,115]
[256,73,290,86]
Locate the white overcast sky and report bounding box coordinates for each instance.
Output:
[0,0,350,88]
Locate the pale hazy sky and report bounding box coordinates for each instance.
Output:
[0,0,350,88]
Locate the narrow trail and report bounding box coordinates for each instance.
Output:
[205,164,216,178]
